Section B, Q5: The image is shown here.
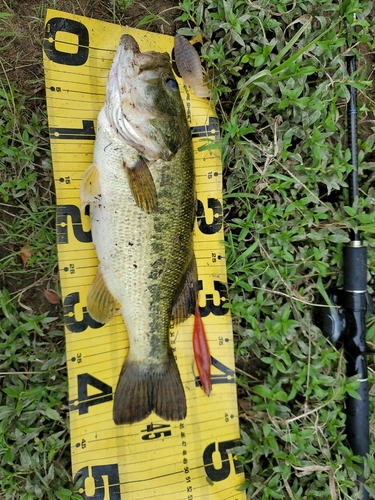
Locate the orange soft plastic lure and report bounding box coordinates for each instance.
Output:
[193,302,212,395]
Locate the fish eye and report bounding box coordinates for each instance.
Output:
[166,78,179,92]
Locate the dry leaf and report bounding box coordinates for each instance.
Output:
[238,397,252,412]
[20,244,33,267]
[44,289,61,304]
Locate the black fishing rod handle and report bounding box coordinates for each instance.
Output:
[343,295,369,498]
[347,376,370,500]
[343,289,369,459]
[345,356,370,458]
[347,384,369,500]
[342,244,369,497]
[343,246,367,293]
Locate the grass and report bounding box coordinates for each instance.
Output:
[0,289,75,500]
[0,8,73,497]
[178,0,375,497]
[1,0,375,498]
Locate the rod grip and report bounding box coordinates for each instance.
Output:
[345,364,369,500]
[343,246,367,292]
[345,358,369,457]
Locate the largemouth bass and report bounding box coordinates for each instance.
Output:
[80,34,208,425]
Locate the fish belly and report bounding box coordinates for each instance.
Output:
[90,137,167,361]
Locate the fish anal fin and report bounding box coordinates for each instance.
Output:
[124,157,157,214]
[80,163,100,210]
[113,352,186,425]
[86,267,120,324]
[171,255,198,325]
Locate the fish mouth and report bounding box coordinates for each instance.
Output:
[119,34,171,73]
[119,34,140,53]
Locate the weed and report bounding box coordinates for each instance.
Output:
[136,3,171,29]
[0,72,55,288]
[0,5,66,497]
[115,0,133,11]
[0,289,80,499]
[0,12,17,51]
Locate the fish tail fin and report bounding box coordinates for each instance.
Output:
[113,352,186,425]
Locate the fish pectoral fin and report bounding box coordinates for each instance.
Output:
[171,254,198,325]
[86,267,120,324]
[113,352,186,425]
[80,163,100,210]
[124,157,157,214]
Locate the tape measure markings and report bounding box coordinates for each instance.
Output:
[53,205,225,246]
[70,434,239,465]
[44,9,245,499]
[46,88,104,99]
[66,359,236,393]
[45,65,111,78]
[66,354,236,398]
[66,356,236,399]
[57,254,225,277]
[64,331,233,360]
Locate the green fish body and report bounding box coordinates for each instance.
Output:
[81,35,197,424]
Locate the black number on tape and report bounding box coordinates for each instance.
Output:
[57,205,92,244]
[203,439,243,482]
[211,356,235,385]
[74,464,121,499]
[195,356,235,388]
[44,17,89,66]
[70,373,113,414]
[197,199,223,234]
[198,280,228,317]
[64,292,103,333]
[50,120,95,140]
[141,423,172,440]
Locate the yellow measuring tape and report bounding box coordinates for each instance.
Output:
[43,10,246,499]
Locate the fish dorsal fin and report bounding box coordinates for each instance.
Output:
[86,267,121,324]
[171,255,198,325]
[80,163,100,210]
[174,34,211,98]
[124,157,157,214]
